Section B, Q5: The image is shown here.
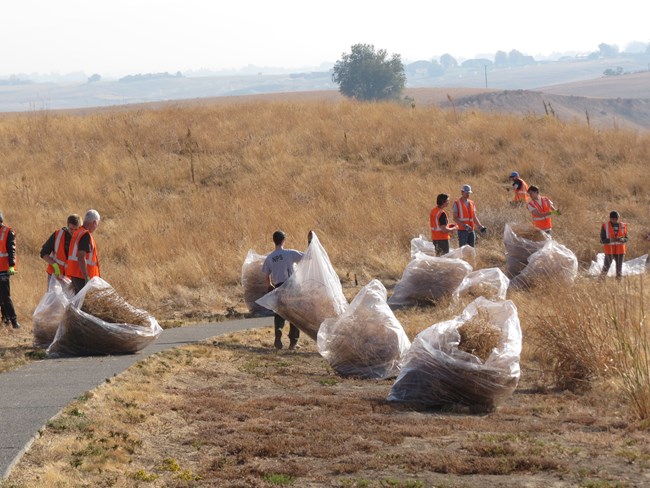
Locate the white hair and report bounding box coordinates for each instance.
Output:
[83,209,101,225]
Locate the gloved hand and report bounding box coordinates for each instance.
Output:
[480,226,487,234]
[52,263,61,276]
[551,209,561,216]
[618,237,629,243]
[8,266,15,276]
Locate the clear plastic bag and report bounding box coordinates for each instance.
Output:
[317,280,411,379]
[456,267,510,301]
[47,277,162,358]
[241,249,272,315]
[256,232,347,341]
[388,252,472,307]
[587,253,648,277]
[388,297,522,412]
[503,222,550,279]
[510,240,578,290]
[410,236,476,266]
[32,276,76,349]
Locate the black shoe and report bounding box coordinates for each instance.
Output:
[2,317,8,326]
[274,337,283,350]
[11,320,20,329]
[288,340,299,351]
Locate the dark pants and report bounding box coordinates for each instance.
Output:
[0,273,17,322]
[432,239,450,256]
[602,254,624,278]
[273,281,299,343]
[458,230,476,248]
[71,277,87,294]
[274,314,300,342]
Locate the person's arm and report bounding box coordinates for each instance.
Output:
[77,250,89,280]
[6,230,16,267]
[600,224,609,244]
[452,202,462,228]
[40,232,57,268]
[440,212,456,234]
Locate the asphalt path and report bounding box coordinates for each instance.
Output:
[0,316,271,479]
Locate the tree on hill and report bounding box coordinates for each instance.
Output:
[494,50,508,68]
[332,44,406,101]
[440,53,458,69]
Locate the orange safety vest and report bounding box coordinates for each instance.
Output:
[46,228,68,276]
[454,198,476,230]
[430,207,450,241]
[603,222,627,255]
[66,227,100,279]
[0,225,15,272]
[513,177,530,202]
[528,197,552,231]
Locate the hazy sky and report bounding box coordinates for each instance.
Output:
[3,0,648,77]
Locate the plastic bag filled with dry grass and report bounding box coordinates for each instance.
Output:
[387,252,472,308]
[318,280,411,379]
[509,240,578,290]
[32,276,76,349]
[256,232,347,341]
[47,277,162,358]
[410,236,476,266]
[388,297,521,412]
[588,253,648,277]
[503,222,550,279]
[456,267,510,301]
[241,249,272,315]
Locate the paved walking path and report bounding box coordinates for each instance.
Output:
[0,316,271,479]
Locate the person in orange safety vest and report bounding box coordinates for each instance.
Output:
[66,209,101,294]
[509,171,530,204]
[600,210,628,279]
[527,185,559,234]
[430,193,458,255]
[452,184,487,248]
[0,211,20,328]
[40,213,80,287]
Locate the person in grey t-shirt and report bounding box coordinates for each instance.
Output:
[262,230,304,350]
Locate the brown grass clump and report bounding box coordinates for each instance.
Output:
[458,311,501,362]
[388,255,472,307]
[81,287,152,326]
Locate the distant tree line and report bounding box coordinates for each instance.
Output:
[118,71,184,83]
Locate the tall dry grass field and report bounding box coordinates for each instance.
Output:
[0,98,648,343]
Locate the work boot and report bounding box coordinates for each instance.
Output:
[10,319,20,329]
[288,340,298,351]
[2,316,8,326]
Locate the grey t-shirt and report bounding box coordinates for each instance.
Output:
[262,248,304,285]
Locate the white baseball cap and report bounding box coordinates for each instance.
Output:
[461,184,472,193]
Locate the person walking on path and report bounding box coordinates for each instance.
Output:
[0,212,20,329]
[600,210,628,280]
[527,185,559,234]
[40,213,80,286]
[262,230,304,350]
[430,193,458,255]
[509,171,530,205]
[66,209,101,294]
[452,184,487,248]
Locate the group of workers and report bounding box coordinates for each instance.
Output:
[0,209,101,329]
[430,171,633,279]
[0,172,643,339]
